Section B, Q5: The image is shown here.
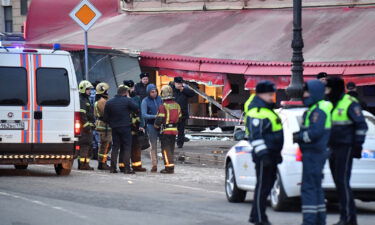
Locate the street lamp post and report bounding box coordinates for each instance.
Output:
[286,0,304,102]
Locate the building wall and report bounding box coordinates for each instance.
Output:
[0,0,30,33]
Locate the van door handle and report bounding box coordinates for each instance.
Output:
[62,137,71,142]
[34,111,43,120]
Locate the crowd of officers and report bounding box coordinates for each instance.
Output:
[246,74,368,225]
[76,73,195,174]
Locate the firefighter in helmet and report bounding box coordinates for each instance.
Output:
[94,82,112,170]
[154,85,181,174]
[78,80,95,170]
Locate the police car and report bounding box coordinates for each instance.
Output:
[225,107,375,211]
[0,43,81,175]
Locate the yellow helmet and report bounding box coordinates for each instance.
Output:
[160,85,174,100]
[96,82,110,95]
[79,80,93,94]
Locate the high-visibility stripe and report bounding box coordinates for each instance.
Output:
[163,150,170,166]
[119,163,125,168]
[80,109,87,113]
[132,161,142,167]
[20,54,29,143]
[33,54,43,143]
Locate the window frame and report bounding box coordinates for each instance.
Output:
[36,67,71,107]
[0,66,28,106]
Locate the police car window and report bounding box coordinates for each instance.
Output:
[36,68,70,106]
[0,67,28,106]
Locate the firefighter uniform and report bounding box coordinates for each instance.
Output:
[124,80,147,172]
[155,85,181,174]
[294,80,333,225]
[327,77,368,225]
[78,80,95,170]
[94,83,112,170]
[246,81,283,225]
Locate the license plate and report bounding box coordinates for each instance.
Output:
[0,122,25,130]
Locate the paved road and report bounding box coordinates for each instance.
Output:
[0,158,374,225]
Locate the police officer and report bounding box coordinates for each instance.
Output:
[293,80,333,225]
[154,85,181,174]
[124,80,147,172]
[246,81,283,225]
[78,80,95,170]
[94,82,111,170]
[134,72,150,100]
[326,77,368,225]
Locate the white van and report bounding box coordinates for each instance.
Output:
[0,47,81,175]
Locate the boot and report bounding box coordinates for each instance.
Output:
[110,167,118,173]
[119,167,125,173]
[79,163,94,171]
[98,162,111,170]
[160,167,174,174]
[151,166,157,173]
[124,168,135,174]
[133,166,147,172]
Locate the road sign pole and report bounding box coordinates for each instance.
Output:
[84,30,89,80]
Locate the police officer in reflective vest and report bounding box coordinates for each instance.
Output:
[326,77,368,225]
[124,80,147,172]
[244,93,255,136]
[155,85,182,174]
[246,81,283,225]
[293,80,333,225]
[78,80,95,170]
[94,82,111,170]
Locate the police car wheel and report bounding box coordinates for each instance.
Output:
[55,160,73,176]
[270,172,290,211]
[225,161,246,203]
[14,165,28,170]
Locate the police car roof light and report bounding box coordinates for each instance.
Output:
[53,43,61,51]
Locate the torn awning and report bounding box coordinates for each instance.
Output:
[158,69,232,106]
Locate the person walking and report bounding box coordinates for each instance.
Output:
[124,80,147,172]
[246,81,284,225]
[78,80,96,170]
[155,85,181,174]
[171,77,195,148]
[293,80,333,225]
[94,82,111,170]
[326,77,368,225]
[104,85,139,174]
[141,84,162,172]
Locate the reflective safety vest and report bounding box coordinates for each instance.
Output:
[245,107,283,132]
[94,99,110,132]
[163,102,181,133]
[331,94,358,126]
[244,94,256,134]
[304,100,333,129]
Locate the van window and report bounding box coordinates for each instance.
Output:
[36,68,70,106]
[0,67,28,106]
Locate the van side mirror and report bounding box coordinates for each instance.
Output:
[234,130,246,141]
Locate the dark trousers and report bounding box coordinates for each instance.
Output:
[329,145,357,223]
[250,160,277,223]
[111,126,132,170]
[177,117,187,147]
[161,134,176,169]
[301,151,328,225]
[78,128,93,163]
[131,134,142,168]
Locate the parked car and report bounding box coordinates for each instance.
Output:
[225,107,375,211]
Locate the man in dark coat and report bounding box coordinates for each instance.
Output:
[134,72,150,100]
[171,77,195,148]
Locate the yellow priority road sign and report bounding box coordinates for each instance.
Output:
[69,0,102,31]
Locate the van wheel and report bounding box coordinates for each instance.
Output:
[55,160,73,176]
[225,161,247,202]
[270,172,290,211]
[14,165,28,170]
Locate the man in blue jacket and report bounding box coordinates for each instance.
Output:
[294,80,333,225]
[246,81,284,225]
[104,85,139,174]
[326,77,368,225]
[141,84,162,172]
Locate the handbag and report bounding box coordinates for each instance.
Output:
[138,131,151,150]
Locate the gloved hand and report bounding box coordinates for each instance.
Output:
[352,145,363,159]
[293,132,300,143]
